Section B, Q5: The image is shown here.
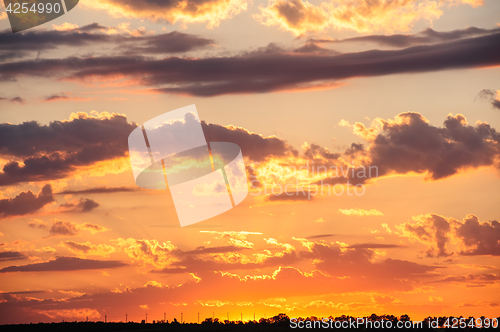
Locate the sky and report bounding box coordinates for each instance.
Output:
[0,0,500,325]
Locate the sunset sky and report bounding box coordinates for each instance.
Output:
[0,0,500,325]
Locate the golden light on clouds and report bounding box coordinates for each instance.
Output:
[338,208,384,217]
[83,0,248,28]
[256,0,483,35]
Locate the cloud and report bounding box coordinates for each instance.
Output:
[182,245,251,255]
[48,219,79,237]
[431,273,500,287]
[316,27,500,48]
[0,185,54,218]
[9,97,25,104]
[0,24,214,61]
[62,241,115,256]
[338,208,384,217]
[347,243,406,249]
[202,122,298,162]
[267,191,313,202]
[0,256,127,273]
[56,186,140,195]
[455,215,500,256]
[0,251,28,262]
[256,0,456,35]
[30,219,108,237]
[399,214,500,257]
[83,0,248,28]
[476,89,500,110]
[79,223,108,234]
[344,112,500,180]
[0,112,137,186]
[60,198,100,212]
[305,234,335,239]
[2,32,499,96]
[43,94,90,103]
[0,111,297,187]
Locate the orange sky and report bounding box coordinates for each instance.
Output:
[0,0,500,325]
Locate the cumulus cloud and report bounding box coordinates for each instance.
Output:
[0,256,127,273]
[0,185,54,218]
[398,214,500,257]
[256,0,483,35]
[202,122,298,161]
[343,112,500,180]
[0,112,137,186]
[1,32,499,96]
[48,219,79,237]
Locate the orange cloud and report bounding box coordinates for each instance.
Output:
[83,0,248,28]
[256,0,482,35]
[338,208,384,217]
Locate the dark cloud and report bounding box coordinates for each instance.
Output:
[0,185,54,218]
[0,112,296,186]
[60,198,100,212]
[476,89,500,110]
[0,114,137,186]
[315,27,500,48]
[293,42,338,54]
[9,97,25,104]
[63,241,92,253]
[0,290,45,294]
[44,94,71,102]
[365,113,500,180]
[303,143,339,160]
[1,32,499,96]
[456,216,500,256]
[305,234,335,239]
[48,220,79,237]
[80,223,107,232]
[126,31,214,54]
[267,191,313,202]
[401,214,500,257]
[0,256,127,273]
[202,121,298,161]
[0,25,214,61]
[0,251,28,262]
[56,186,140,195]
[431,273,500,286]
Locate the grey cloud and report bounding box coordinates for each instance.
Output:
[0,256,127,273]
[0,184,54,218]
[1,32,499,96]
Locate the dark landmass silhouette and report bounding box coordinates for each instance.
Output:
[1,313,499,331]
